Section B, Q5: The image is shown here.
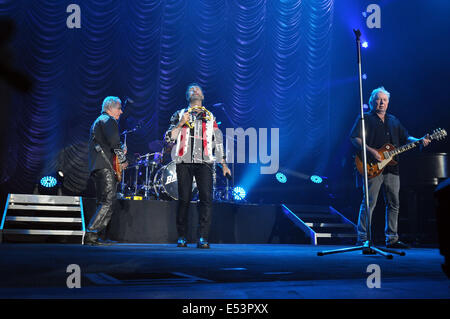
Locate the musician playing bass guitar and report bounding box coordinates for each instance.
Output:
[350,86,431,249]
[86,96,128,245]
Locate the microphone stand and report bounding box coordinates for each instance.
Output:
[117,97,132,197]
[317,29,405,259]
[118,122,142,197]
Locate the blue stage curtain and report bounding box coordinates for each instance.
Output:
[0,0,334,195]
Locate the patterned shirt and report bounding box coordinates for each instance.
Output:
[165,107,226,164]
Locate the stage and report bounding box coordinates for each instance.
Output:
[0,243,447,300]
[1,0,449,309]
[82,198,287,245]
[1,195,359,246]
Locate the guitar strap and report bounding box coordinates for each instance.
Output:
[91,120,116,174]
[93,142,115,174]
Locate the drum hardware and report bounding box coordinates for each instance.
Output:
[121,158,235,202]
[118,121,143,197]
[139,152,162,198]
[120,152,162,199]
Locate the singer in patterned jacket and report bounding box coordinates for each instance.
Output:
[165,83,230,249]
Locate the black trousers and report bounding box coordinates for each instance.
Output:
[86,168,117,240]
[176,163,213,240]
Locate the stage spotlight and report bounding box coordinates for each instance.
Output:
[233,186,246,201]
[362,41,368,48]
[310,175,323,184]
[276,172,287,184]
[40,175,57,188]
[37,172,64,195]
[362,73,367,80]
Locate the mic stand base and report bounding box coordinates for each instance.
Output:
[317,241,405,259]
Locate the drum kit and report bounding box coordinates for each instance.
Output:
[118,110,236,201]
[118,141,232,202]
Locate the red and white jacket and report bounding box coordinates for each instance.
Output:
[165,107,225,164]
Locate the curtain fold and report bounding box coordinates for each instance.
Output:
[0,0,334,195]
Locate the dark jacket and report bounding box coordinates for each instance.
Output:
[88,112,126,173]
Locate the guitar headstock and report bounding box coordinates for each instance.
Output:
[430,128,447,141]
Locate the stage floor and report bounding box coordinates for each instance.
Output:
[0,243,448,300]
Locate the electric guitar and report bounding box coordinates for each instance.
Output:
[355,128,447,179]
[112,154,122,183]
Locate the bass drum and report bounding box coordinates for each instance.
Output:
[153,161,198,200]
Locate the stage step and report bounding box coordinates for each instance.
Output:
[281,204,357,245]
[1,194,86,244]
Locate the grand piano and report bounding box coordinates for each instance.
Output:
[399,152,448,245]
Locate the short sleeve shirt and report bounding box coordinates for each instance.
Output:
[350,111,410,175]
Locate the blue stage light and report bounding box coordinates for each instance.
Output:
[362,41,368,48]
[233,186,246,201]
[276,172,287,183]
[40,176,57,188]
[362,73,367,80]
[310,175,323,184]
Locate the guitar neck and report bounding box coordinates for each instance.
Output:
[387,129,447,158]
[388,140,420,157]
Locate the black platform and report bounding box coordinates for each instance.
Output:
[83,199,306,244]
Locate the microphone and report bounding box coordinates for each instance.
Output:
[123,97,134,107]
[121,97,134,115]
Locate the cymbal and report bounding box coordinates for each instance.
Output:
[138,152,162,159]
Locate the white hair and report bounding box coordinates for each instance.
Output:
[101,96,121,113]
[368,87,390,110]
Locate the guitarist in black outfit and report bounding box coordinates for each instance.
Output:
[350,87,430,249]
[86,96,128,245]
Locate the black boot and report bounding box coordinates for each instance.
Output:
[197,237,210,249]
[177,237,188,247]
[84,232,99,245]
